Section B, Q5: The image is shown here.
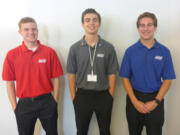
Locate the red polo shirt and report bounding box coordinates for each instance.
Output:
[2,41,63,98]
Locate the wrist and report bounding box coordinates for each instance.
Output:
[131,96,138,103]
[154,98,161,105]
[54,96,59,102]
[12,104,17,111]
[109,90,114,97]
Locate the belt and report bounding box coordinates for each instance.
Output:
[78,88,108,92]
[133,89,158,96]
[19,93,51,102]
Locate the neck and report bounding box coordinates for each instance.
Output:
[85,34,99,47]
[24,40,38,48]
[140,38,155,49]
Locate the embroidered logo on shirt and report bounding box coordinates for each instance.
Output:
[154,56,163,60]
[38,59,47,63]
[97,53,104,58]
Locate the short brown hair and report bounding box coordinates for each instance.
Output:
[81,8,101,24]
[137,12,157,28]
[18,17,37,29]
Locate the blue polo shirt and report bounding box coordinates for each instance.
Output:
[119,40,176,93]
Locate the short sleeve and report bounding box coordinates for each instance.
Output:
[50,50,63,78]
[107,46,119,74]
[66,46,77,74]
[119,49,132,78]
[162,50,176,80]
[2,53,16,81]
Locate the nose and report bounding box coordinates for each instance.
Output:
[29,29,35,34]
[144,26,148,30]
[89,19,95,24]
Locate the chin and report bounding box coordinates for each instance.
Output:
[88,31,98,35]
[141,36,153,40]
[29,40,37,43]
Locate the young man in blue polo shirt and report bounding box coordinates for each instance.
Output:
[119,12,176,135]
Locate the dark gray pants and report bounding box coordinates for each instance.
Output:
[15,93,58,135]
[126,90,164,135]
[73,89,113,135]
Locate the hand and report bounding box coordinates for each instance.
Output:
[144,100,158,112]
[72,94,76,101]
[132,100,150,114]
[53,97,59,103]
[12,105,17,112]
[109,90,114,98]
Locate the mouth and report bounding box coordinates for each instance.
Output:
[142,32,151,36]
[28,37,37,41]
[88,26,95,30]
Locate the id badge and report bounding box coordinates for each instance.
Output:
[87,74,97,82]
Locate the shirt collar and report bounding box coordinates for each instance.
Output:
[80,35,103,47]
[21,40,41,52]
[136,39,160,49]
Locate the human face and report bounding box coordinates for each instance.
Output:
[82,13,100,35]
[138,17,157,41]
[19,22,38,44]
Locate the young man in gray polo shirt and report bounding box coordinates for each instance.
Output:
[67,8,119,135]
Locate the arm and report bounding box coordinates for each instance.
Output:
[155,80,172,101]
[6,81,17,111]
[51,77,60,103]
[108,74,116,97]
[145,80,172,111]
[68,73,76,101]
[122,78,150,113]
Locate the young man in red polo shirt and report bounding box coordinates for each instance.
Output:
[2,17,63,135]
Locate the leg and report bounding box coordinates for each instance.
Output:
[15,100,37,135]
[145,100,164,135]
[73,90,94,135]
[95,90,113,135]
[39,95,58,135]
[126,95,144,135]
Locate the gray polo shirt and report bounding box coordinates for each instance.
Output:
[67,36,119,91]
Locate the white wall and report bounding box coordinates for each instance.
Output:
[0,0,180,135]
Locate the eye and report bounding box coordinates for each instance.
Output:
[32,28,37,31]
[24,28,29,31]
[85,18,90,22]
[139,24,145,28]
[147,23,153,27]
[93,18,98,22]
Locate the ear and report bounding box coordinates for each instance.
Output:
[82,23,85,29]
[154,26,157,32]
[137,27,140,33]
[18,29,22,35]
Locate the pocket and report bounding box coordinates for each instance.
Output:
[73,92,77,104]
[107,91,113,100]
[73,90,79,105]
[73,96,76,104]
[14,100,20,114]
[51,95,58,105]
[53,98,58,105]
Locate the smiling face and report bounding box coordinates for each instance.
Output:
[82,13,100,35]
[19,22,38,44]
[138,17,157,41]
